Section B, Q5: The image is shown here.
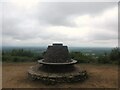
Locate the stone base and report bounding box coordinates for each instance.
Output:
[28,64,88,85]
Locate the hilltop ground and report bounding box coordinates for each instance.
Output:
[2,62,118,88]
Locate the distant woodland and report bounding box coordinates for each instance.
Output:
[2,47,119,64]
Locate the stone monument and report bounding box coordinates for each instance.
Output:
[28,43,88,84]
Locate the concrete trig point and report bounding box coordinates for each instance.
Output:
[39,43,77,65]
[28,43,88,84]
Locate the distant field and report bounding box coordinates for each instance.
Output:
[2,62,118,88]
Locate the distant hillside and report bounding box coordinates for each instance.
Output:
[2,46,112,55]
[69,47,112,55]
[2,46,119,64]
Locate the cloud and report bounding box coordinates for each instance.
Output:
[2,2,118,47]
[35,2,116,26]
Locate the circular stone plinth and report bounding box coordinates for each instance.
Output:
[38,59,77,65]
[28,64,88,85]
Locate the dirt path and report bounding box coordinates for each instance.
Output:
[2,62,118,88]
[0,63,2,89]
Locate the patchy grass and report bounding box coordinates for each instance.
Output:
[2,62,118,88]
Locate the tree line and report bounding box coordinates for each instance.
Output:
[2,47,119,64]
[70,47,119,64]
[2,49,43,62]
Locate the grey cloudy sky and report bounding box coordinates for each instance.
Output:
[1,0,118,47]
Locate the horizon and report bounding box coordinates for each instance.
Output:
[2,45,117,48]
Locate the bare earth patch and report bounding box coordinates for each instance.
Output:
[2,62,118,88]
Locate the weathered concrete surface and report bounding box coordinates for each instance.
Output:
[44,43,71,63]
[28,64,88,85]
[29,43,82,84]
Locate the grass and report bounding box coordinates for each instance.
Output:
[2,62,118,88]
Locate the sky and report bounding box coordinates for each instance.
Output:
[1,0,118,47]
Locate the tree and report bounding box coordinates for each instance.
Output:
[109,47,120,64]
[98,52,110,64]
[110,47,120,61]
